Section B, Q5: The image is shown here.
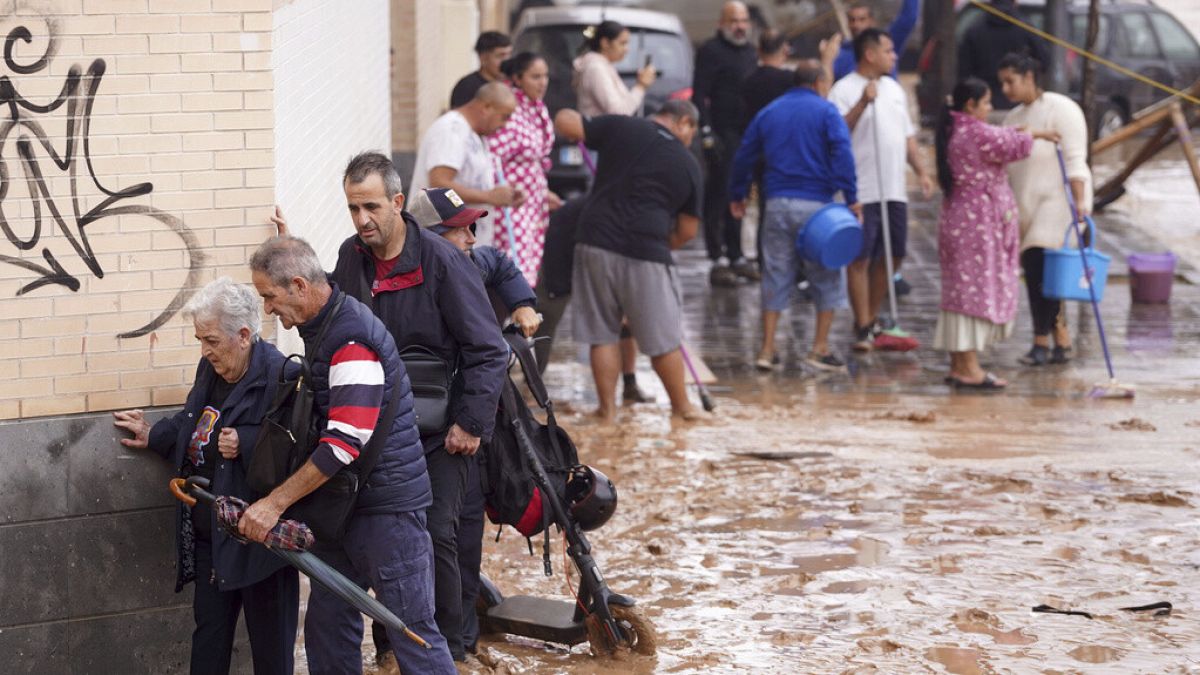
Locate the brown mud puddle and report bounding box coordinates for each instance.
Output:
[293,367,1200,674]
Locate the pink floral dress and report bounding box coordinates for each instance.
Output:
[488,85,554,286]
[939,112,1033,325]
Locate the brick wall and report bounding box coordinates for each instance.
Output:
[0,0,277,421]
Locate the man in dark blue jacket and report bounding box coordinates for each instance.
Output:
[241,236,455,673]
[730,60,859,374]
[407,187,539,334]
[324,153,508,663]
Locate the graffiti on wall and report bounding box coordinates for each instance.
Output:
[0,19,205,339]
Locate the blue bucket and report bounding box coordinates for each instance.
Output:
[1043,216,1110,302]
[797,203,862,269]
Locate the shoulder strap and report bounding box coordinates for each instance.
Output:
[307,293,346,366]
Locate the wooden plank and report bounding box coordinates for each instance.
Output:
[681,341,717,385]
[1094,120,1175,204]
[1168,102,1200,199]
[1091,104,1171,156]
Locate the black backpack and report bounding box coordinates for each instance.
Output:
[481,332,578,544]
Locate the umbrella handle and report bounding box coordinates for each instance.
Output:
[169,478,196,507]
[169,476,218,507]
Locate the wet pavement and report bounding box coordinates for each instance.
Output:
[449,185,1200,673]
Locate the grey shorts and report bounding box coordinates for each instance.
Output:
[571,244,683,357]
[761,197,849,313]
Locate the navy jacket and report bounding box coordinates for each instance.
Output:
[148,339,291,592]
[330,215,508,444]
[730,87,857,205]
[298,286,432,515]
[471,245,535,312]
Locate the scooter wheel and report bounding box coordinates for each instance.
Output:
[585,603,658,657]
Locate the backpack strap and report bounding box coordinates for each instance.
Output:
[503,330,572,470]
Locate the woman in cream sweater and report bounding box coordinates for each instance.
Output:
[573,20,657,116]
[999,51,1092,367]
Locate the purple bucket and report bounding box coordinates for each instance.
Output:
[1128,252,1176,304]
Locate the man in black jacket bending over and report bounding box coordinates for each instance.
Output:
[273,152,507,664]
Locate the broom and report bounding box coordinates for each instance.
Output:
[1054,145,1134,399]
[869,101,920,351]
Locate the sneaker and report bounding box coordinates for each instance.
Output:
[894,273,912,297]
[1019,345,1050,366]
[805,351,847,372]
[709,264,739,287]
[754,353,781,371]
[622,382,656,403]
[731,258,762,281]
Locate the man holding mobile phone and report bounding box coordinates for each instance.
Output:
[691,1,758,287]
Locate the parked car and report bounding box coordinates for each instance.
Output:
[512,6,694,197]
[916,0,1200,138]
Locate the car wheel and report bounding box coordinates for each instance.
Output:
[1095,101,1129,140]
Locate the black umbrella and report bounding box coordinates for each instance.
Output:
[170,477,430,650]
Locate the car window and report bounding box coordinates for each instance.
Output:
[515,25,689,113]
[1068,14,1109,54]
[1117,12,1161,59]
[1148,11,1200,61]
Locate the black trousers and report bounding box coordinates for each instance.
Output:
[702,130,745,262]
[1020,247,1063,337]
[373,446,482,661]
[190,535,298,675]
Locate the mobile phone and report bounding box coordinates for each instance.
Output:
[643,54,653,69]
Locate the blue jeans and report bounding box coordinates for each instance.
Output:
[761,197,848,313]
[304,510,455,674]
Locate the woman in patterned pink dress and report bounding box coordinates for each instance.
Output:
[933,78,1058,389]
[489,52,559,286]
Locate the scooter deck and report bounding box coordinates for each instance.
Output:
[480,595,588,646]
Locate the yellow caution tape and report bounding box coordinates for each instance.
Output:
[970,0,1200,107]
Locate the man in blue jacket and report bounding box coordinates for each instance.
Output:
[300,152,507,664]
[832,0,919,80]
[241,236,455,673]
[730,60,860,373]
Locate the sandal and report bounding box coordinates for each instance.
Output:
[952,372,1007,390]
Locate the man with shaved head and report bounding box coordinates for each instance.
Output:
[832,0,919,80]
[692,0,759,287]
[410,81,524,247]
[729,59,859,374]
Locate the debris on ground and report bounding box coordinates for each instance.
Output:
[872,410,937,424]
[1108,418,1157,432]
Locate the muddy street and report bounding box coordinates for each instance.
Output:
[455,188,1200,672]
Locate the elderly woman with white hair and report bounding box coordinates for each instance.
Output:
[113,277,299,675]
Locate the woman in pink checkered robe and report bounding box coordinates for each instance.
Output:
[489,52,558,286]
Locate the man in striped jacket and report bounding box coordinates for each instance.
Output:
[241,236,456,674]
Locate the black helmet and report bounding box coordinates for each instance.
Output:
[566,466,617,531]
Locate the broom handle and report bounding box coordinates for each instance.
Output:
[1056,145,1116,380]
[871,100,901,324]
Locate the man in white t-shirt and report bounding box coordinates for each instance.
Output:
[828,28,932,352]
[410,82,524,247]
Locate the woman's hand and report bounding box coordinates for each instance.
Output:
[636,63,657,89]
[113,410,150,449]
[218,428,240,460]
